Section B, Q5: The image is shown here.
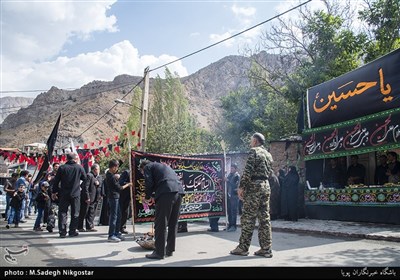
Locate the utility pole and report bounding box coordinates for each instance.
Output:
[140,67,150,152]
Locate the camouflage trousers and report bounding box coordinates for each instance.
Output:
[238,185,272,251]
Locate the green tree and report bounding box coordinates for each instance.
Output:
[97,87,142,171]
[146,68,221,154]
[358,0,400,62]
[220,0,368,150]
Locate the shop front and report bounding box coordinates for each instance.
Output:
[302,48,400,225]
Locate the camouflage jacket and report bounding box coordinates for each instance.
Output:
[239,145,273,191]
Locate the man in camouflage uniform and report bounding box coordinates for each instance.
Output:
[230,132,274,258]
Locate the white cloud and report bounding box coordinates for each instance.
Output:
[1,1,188,97]
[208,3,260,48]
[2,0,118,62]
[209,31,236,47]
[1,41,188,97]
[190,32,201,37]
[231,4,256,17]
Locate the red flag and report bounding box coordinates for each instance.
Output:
[90,142,95,147]
[106,138,110,144]
[114,135,119,142]
[102,147,107,153]
[131,130,136,136]
[84,143,88,149]
[98,140,102,146]
[10,153,16,162]
[114,146,120,153]
[19,154,26,163]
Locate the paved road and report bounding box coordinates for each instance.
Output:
[1,218,399,268]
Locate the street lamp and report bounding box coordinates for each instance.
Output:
[114,99,132,106]
[114,99,141,110]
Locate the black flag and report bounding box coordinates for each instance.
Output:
[33,113,61,185]
[47,113,61,162]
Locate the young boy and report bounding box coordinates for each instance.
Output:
[33,181,50,231]
[6,184,25,229]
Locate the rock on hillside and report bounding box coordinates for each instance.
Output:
[0,52,276,148]
[0,96,34,124]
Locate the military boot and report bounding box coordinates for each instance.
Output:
[230,246,249,256]
[254,248,273,258]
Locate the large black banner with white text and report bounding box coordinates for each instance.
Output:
[131,151,225,223]
[306,48,400,128]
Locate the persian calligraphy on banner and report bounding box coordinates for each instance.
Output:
[303,108,400,160]
[306,48,400,129]
[132,151,225,223]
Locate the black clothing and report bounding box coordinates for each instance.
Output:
[269,174,281,220]
[281,170,299,221]
[58,195,80,236]
[53,161,87,198]
[119,170,131,231]
[143,162,184,201]
[35,191,49,209]
[154,192,182,256]
[52,160,87,236]
[227,172,240,196]
[79,171,102,230]
[104,170,125,237]
[323,165,345,189]
[10,191,25,210]
[99,179,109,226]
[374,164,389,185]
[347,163,366,184]
[142,162,184,256]
[227,171,240,229]
[104,171,123,199]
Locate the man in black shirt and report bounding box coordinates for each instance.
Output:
[374,155,388,185]
[104,160,131,242]
[140,160,184,259]
[52,152,87,238]
[346,155,366,185]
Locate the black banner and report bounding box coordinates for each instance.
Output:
[303,108,400,160]
[132,151,225,223]
[307,48,400,128]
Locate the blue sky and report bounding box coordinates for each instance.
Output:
[1,0,312,98]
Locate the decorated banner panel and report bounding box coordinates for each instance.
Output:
[132,151,225,223]
[303,108,400,160]
[306,48,400,129]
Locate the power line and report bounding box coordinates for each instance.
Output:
[60,77,145,148]
[0,81,137,111]
[1,0,311,109]
[150,0,313,72]
[4,0,312,147]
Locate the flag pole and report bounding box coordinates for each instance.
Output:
[220,140,228,231]
[127,129,136,239]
